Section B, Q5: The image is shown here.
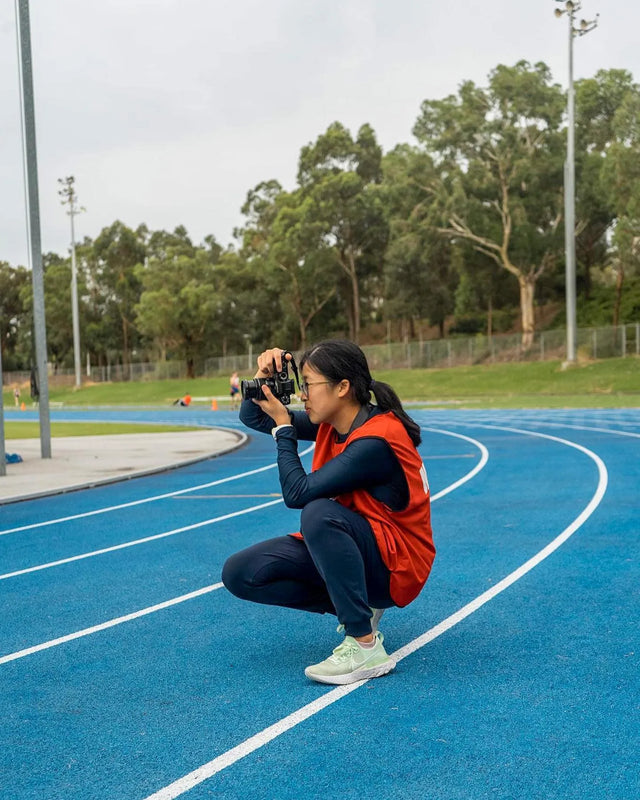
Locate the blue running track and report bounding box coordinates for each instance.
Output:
[0,407,638,800]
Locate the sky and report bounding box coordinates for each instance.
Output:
[1,0,638,268]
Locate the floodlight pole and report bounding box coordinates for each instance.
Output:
[15,0,51,458]
[58,176,83,389]
[555,0,598,363]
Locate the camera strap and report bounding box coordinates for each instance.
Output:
[283,350,301,393]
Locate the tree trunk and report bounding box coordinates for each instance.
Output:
[122,317,130,380]
[487,296,493,339]
[347,250,360,343]
[613,265,624,328]
[519,275,536,350]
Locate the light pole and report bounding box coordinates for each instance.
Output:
[554,1,598,363]
[58,176,84,388]
[15,0,51,458]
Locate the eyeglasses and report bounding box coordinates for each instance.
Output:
[299,381,331,396]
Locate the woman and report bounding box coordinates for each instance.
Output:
[222,340,435,685]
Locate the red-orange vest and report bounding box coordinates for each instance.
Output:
[307,411,435,607]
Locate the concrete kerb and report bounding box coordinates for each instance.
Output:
[0,427,248,506]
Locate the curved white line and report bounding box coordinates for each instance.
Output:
[0,583,224,666]
[0,499,284,582]
[0,431,490,658]
[141,425,608,800]
[422,427,489,500]
[0,442,316,537]
[514,421,640,439]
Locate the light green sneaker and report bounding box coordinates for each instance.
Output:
[305,633,396,685]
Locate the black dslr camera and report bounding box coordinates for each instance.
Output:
[241,350,298,406]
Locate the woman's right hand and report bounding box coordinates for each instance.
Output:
[254,348,291,379]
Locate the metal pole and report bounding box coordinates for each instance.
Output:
[70,205,82,387]
[15,0,51,458]
[564,8,577,363]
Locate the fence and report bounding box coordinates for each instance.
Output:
[2,323,639,387]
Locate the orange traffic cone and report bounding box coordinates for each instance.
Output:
[211,399,218,411]
[20,402,26,411]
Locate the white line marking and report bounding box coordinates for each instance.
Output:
[513,421,640,439]
[0,499,283,582]
[0,442,316,537]
[0,431,489,662]
[423,428,489,500]
[141,425,608,800]
[0,583,223,666]
[0,433,486,583]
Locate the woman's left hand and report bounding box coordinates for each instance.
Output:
[253,384,291,427]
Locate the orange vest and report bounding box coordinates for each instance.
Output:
[309,411,435,607]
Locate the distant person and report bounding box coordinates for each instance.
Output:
[229,371,240,409]
[13,387,20,407]
[173,393,192,407]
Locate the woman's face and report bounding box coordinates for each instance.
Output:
[300,364,342,425]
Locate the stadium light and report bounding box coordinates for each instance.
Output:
[554,0,599,363]
[15,0,51,458]
[58,176,85,389]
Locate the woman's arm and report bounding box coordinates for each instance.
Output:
[274,428,405,508]
[239,397,318,440]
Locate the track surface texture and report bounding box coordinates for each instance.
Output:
[1,407,638,800]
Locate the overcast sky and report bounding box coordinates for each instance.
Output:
[1,0,637,268]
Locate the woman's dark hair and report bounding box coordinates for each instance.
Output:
[299,339,421,447]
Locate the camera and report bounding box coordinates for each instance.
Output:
[241,350,297,405]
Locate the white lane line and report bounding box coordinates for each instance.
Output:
[423,428,489,500]
[0,431,490,663]
[0,442,315,537]
[0,499,283,582]
[0,583,223,666]
[0,432,486,583]
[514,421,640,439]
[141,425,608,800]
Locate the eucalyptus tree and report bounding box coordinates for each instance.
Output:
[574,69,638,299]
[91,221,146,373]
[600,79,640,325]
[269,189,341,348]
[0,261,29,369]
[413,61,566,347]
[297,122,389,342]
[134,237,221,377]
[381,144,457,338]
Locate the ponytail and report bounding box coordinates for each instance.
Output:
[300,339,422,448]
[370,379,422,447]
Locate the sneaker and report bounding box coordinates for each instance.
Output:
[305,633,396,685]
[336,607,385,636]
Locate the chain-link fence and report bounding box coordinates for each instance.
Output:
[2,323,639,387]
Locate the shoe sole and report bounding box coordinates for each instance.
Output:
[304,658,396,685]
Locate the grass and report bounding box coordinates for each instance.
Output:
[3,422,201,440]
[2,357,639,410]
[374,357,640,408]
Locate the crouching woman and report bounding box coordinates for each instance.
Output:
[222,339,435,685]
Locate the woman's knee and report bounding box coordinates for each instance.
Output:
[300,498,344,542]
[221,551,251,599]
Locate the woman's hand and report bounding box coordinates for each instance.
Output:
[253,384,291,427]
[254,348,292,379]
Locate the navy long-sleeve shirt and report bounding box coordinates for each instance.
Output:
[239,398,409,511]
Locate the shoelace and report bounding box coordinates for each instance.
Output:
[329,639,362,663]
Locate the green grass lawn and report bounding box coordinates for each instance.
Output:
[2,357,639,410]
[3,422,200,440]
